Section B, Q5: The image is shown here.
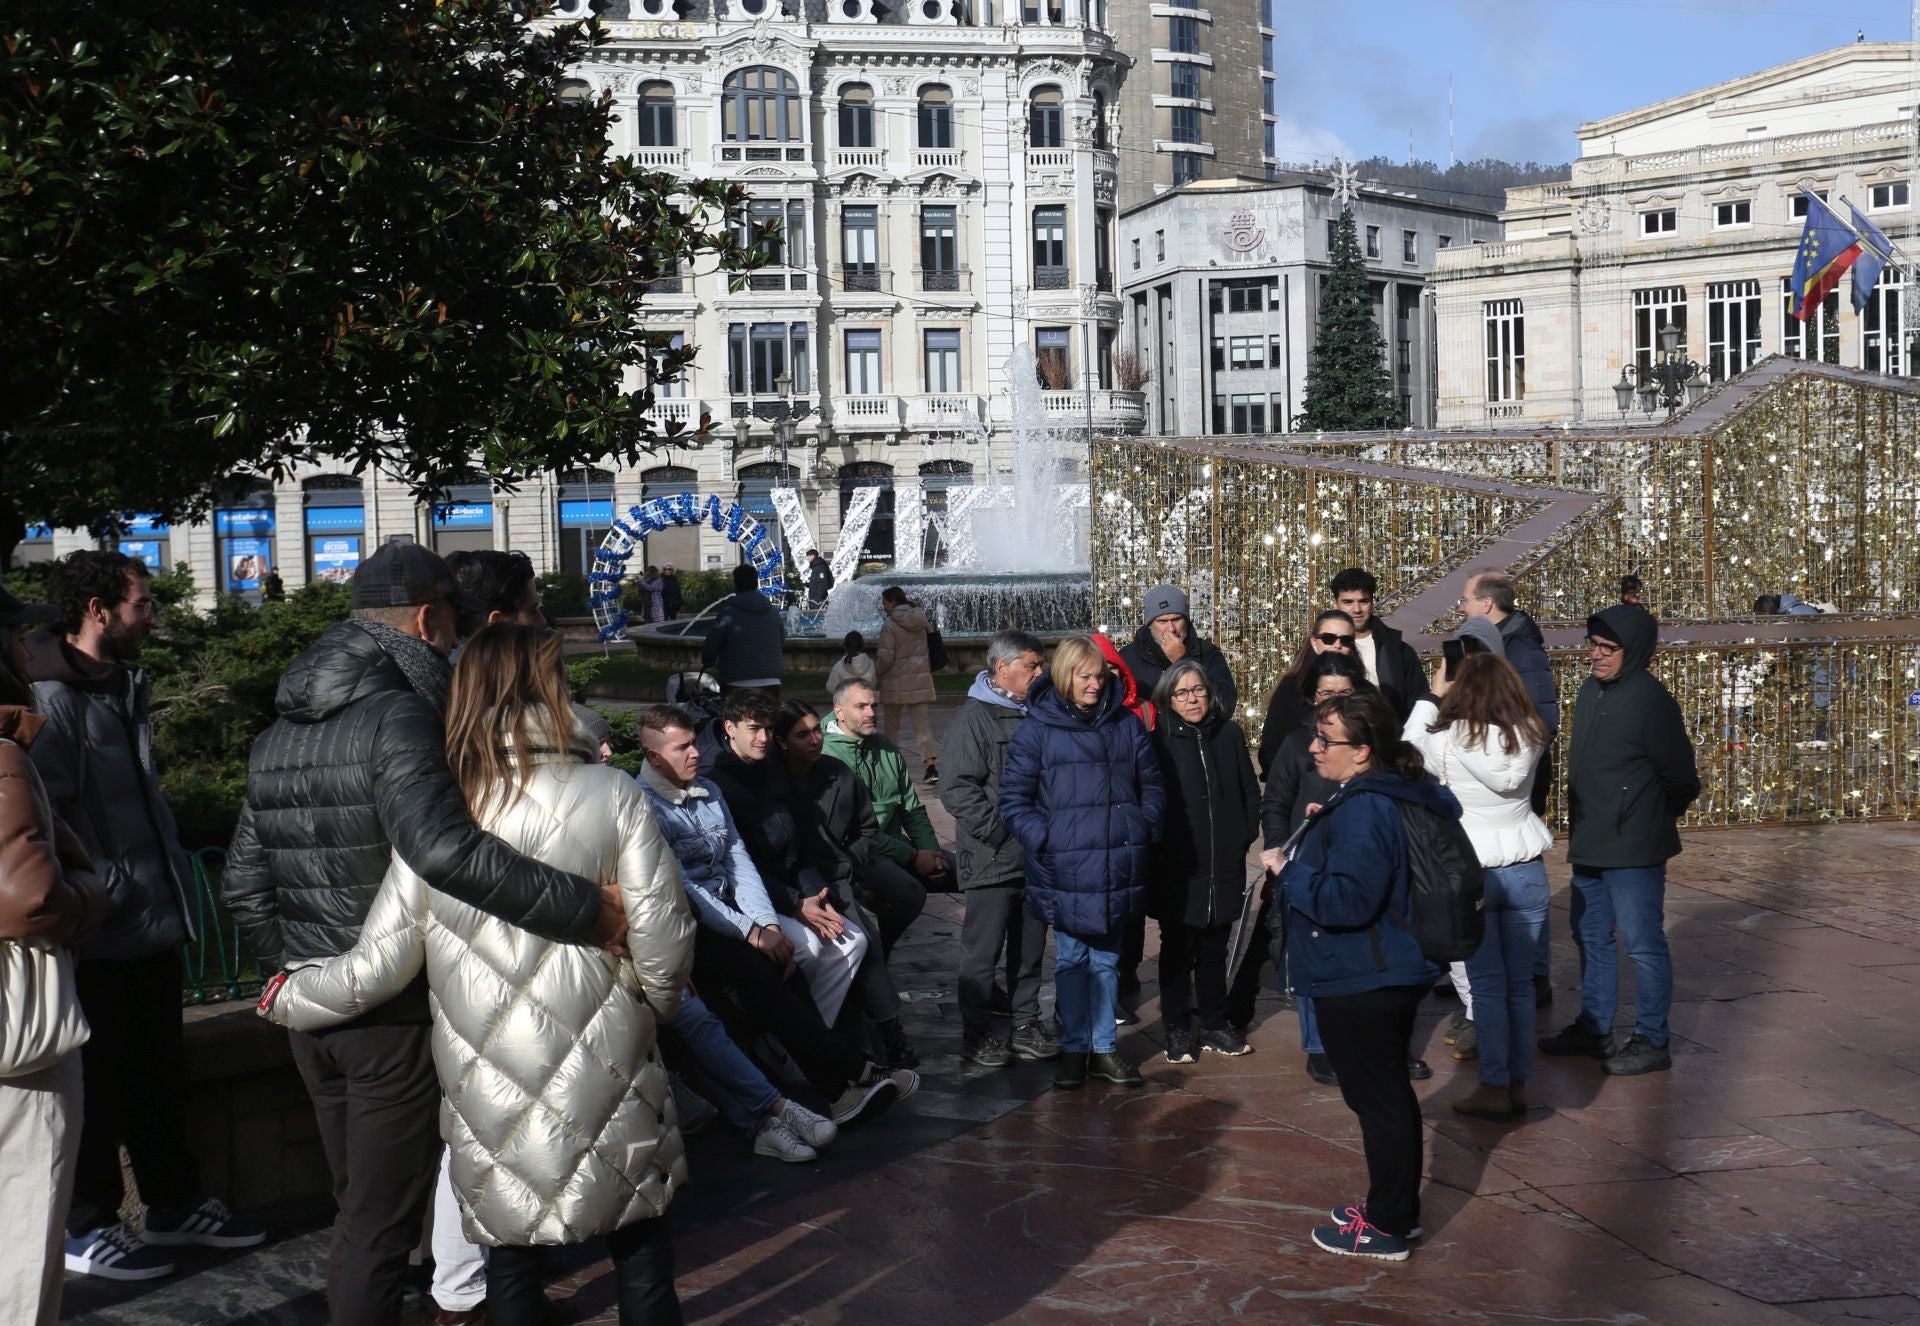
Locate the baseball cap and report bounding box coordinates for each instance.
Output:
[351,541,479,615]
[0,584,57,628]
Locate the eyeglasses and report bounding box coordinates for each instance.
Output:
[1308,733,1360,749]
[1171,685,1209,701]
[1314,633,1353,647]
[1585,637,1623,656]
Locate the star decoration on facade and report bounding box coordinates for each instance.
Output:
[1329,158,1362,207]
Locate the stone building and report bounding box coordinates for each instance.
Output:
[1118,174,1499,436]
[22,1,1142,600]
[1110,0,1276,210]
[1433,41,1920,426]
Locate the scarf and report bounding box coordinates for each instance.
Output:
[355,619,452,713]
[985,676,1026,712]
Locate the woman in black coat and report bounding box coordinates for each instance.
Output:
[1149,658,1260,1064]
[1257,610,1358,777]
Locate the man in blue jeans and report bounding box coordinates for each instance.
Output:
[1541,603,1700,1076]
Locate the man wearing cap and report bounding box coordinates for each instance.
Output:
[222,540,629,1326]
[1540,602,1699,1078]
[1119,584,1239,719]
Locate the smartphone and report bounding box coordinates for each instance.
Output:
[1442,637,1464,679]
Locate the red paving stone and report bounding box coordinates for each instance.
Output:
[530,813,1920,1325]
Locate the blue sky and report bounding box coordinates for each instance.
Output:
[1266,0,1914,168]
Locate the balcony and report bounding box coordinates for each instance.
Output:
[834,148,887,171]
[833,265,890,294]
[906,394,986,432]
[915,265,972,293]
[740,269,811,293]
[1027,148,1074,172]
[644,397,710,438]
[1037,390,1149,434]
[632,147,687,172]
[829,395,905,431]
[1033,267,1071,291]
[914,148,967,171]
[720,145,811,163]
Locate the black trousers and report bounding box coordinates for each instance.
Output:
[957,882,1047,1038]
[1314,984,1426,1238]
[289,1021,442,1326]
[66,951,201,1234]
[854,855,930,954]
[489,1214,682,1326]
[692,926,866,1098]
[1160,922,1233,1032]
[846,898,902,1023]
[1118,914,1147,987]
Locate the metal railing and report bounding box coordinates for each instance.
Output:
[181,848,262,1006]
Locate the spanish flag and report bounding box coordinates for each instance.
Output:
[1790,191,1862,321]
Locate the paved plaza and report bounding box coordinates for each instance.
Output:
[62,702,1920,1325]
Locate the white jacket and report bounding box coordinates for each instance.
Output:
[1402,699,1552,868]
[266,726,695,1248]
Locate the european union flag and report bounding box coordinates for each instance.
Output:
[1847,200,1895,314]
[1790,191,1862,321]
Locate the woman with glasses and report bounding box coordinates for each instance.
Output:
[1146,659,1260,1065]
[1281,691,1454,1262]
[999,636,1164,1090]
[1257,610,1358,777]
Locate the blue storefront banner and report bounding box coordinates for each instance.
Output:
[215,509,276,538]
[125,514,170,536]
[559,499,614,529]
[119,541,164,569]
[23,522,53,543]
[311,535,362,584]
[434,502,493,530]
[304,505,365,534]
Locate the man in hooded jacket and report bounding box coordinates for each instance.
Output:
[1119,584,1238,719]
[1540,603,1699,1077]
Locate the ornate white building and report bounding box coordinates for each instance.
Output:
[1432,42,1920,427]
[21,0,1138,599]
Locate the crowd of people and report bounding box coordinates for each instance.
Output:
[0,542,1705,1323]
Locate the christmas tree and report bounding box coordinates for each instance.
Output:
[1295,207,1403,432]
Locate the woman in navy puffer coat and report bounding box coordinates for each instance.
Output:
[999,636,1164,1090]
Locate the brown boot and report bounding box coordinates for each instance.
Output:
[1452,1082,1521,1121]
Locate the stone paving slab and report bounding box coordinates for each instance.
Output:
[62,796,1920,1324]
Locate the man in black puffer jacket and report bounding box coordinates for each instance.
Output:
[222,543,624,1326]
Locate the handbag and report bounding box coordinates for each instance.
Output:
[0,736,92,1077]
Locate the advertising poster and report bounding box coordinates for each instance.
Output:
[118,541,164,569]
[311,536,362,584]
[434,502,493,530]
[224,539,272,591]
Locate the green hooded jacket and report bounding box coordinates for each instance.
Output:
[822,718,938,865]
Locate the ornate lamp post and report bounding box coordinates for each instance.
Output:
[1614,321,1711,419]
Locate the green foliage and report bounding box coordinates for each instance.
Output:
[1295,208,1403,433]
[1339,155,1570,211]
[0,0,761,563]
[538,571,589,617]
[593,704,644,777]
[564,650,605,699]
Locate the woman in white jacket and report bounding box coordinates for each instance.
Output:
[261,624,696,1325]
[1403,651,1551,1122]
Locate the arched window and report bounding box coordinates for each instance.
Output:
[639,465,700,578]
[838,83,875,148]
[723,66,801,143]
[556,78,593,104]
[917,85,953,149]
[1091,91,1109,149]
[1029,87,1063,149]
[638,82,676,148]
[918,459,973,566]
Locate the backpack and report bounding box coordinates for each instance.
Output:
[1388,799,1485,963]
[926,626,949,672]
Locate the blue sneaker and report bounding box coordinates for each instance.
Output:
[64,1223,176,1280]
[1328,1203,1423,1239]
[1311,1210,1412,1261]
[141,1198,267,1249]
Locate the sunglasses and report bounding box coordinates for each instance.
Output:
[1314,632,1354,647]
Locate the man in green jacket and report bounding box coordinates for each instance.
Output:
[822,677,946,953]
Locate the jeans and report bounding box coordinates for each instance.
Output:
[487,1214,680,1326]
[1570,864,1672,1047]
[957,882,1047,1039]
[1464,859,1550,1087]
[1159,922,1232,1032]
[1314,985,1425,1239]
[1295,996,1323,1055]
[1054,931,1121,1055]
[664,990,779,1138]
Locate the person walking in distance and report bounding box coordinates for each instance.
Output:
[701,565,785,700]
[1541,604,1699,1076]
[1329,568,1429,722]
[22,551,266,1281]
[874,586,940,786]
[804,550,835,609]
[941,630,1058,1068]
[1150,659,1260,1065]
[660,565,684,621]
[998,636,1165,1091]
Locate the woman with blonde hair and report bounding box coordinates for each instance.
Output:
[261,623,695,1325]
[999,635,1164,1090]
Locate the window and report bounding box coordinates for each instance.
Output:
[1223,277,1275,312]
[1170,63,1200,101]
[1402,230,1417,263]
[1091,91,1108,149]
[1641,208,1677,236]
[1269,333,1285,365]
[839,463,895,563]
[1632,287,1687,377]
[1262,34,1274,67]
[1781,277,1840,364]
[1095,207,1113,290]
[1790,189,1827,220]
[1870,181,1909,211]
[1169,16,1200,52]
[1131,237,1141,269]
[1437,234,1452,249]
[1035,327,1072,388]
[1030,87,1064,148]
[637,82,676,148]
[1210,336,1225,372]
[1862,265,1913,375]
[1229,393,1267,432]
[740,198,807,267]
[727,322,811,395]
[838,84,875,148]
[1261,79,1275,115]
[1155,229,1166,261]
[1484,299,1524,403]
[1707,279,1762,380]
[844,330,883,394]
[1032,206,1068,288]
[1229,335,1264,369]
[921,205,958,287]
[1326,219,1338,254]
[723,66,800,142]
[923,329,962,392]
[917,86,953,149]
[1712,199,1752,229]
[1098,326,1115,389]
[650,331,689,398]
[1171,152,1200,186]
[841,206,879,288]
[1171,107,1201,144]
[1361,225,1381,259]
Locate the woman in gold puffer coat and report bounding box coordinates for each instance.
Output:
[263,624,694,1325]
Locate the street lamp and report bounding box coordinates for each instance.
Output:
[1614,320,1710,419]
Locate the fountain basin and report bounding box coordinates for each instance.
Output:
[821,570,1092,639]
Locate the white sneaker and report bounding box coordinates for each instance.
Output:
[752,1116,818,1163]
[779,1098,838,1150]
